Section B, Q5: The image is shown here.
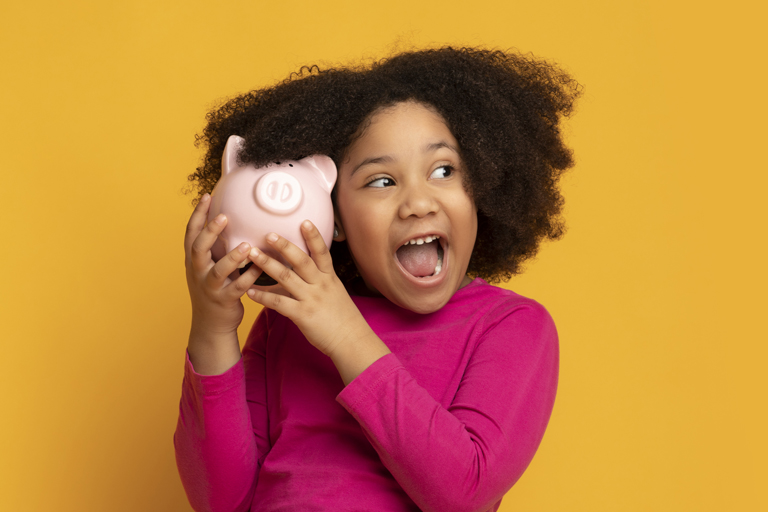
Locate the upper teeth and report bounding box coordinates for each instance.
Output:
[403,235,440,246]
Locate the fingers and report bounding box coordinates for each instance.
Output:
[248,244,302,289]
[262,232,321,284]
[301,221,335,274]
[184,194,211,255]
[246,286,297,318]
[206,241,253,287]
[189,212,228,271]
[226,259,264,296]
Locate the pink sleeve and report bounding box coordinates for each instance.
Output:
[336,302,559,512]
[173,311,271,512]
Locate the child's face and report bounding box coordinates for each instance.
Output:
[335,101,477,314]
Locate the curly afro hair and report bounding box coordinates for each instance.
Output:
[187,46,581,284]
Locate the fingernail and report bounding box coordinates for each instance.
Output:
[250,247,259,258]
[238,242,250,253]
[302,220,312,230]
[215,214,226,225]
[202,193,210,202]
[266,233,278,242]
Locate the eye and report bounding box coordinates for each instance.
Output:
[365,176,395,188]
[430,165,454,179]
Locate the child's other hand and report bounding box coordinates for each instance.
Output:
[246,221,369,357]
[184,194,263,338]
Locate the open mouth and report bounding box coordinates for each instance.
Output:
[395,235,444,279]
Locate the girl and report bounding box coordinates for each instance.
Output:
[175,47,580,512]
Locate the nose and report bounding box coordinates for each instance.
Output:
[397,183,439,219]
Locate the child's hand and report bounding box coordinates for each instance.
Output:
[184,194,263,338]
[246,221,371,358]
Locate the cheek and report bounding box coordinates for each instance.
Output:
[457,202,479,256]
[453,193,478,229]
[337,200,381,257]
[337,199,363,236]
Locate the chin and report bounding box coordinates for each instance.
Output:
[389,290,453,315]
[358,266,462,314]
[408,303,445,315]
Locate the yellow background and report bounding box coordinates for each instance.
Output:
[2,0,765,510]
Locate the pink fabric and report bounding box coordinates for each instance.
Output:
[174,278,559,512]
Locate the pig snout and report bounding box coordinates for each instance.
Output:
[255,171,303,214]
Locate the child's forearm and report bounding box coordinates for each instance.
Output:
[335,304,559,512]
[175,327,260,511]
[187,320,242,375]
[327,323,391,386]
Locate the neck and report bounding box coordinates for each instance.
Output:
[345,276,382,298]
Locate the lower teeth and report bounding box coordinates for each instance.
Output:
[433,248,444,276]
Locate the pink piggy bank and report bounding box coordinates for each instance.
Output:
[207,135,337,285]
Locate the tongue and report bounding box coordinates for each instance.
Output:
[396,241,438,277]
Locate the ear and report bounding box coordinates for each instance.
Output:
[304,155,337,192]
[333,207,346,242]
[222,135,245,176]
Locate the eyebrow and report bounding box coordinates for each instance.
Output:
[349,155,395,178]
[425,141,459,154]
[348,140,460,178]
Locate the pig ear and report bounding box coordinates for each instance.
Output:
[222,135,246,176]
[304,155,337,192]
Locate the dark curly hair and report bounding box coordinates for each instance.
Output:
[187,46,581,284]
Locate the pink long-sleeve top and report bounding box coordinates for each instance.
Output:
[174,278,559,512]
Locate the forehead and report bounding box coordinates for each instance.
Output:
[344,101,458,159]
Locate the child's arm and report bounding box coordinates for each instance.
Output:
[184,194,261,375]
[245,222,391,377]
[174,195,268,511]
[336,303,558,512]
[246,227,557,511]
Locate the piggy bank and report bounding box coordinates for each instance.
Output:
[207,135,337,285]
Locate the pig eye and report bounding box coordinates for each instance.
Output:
[289,164,293,167]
